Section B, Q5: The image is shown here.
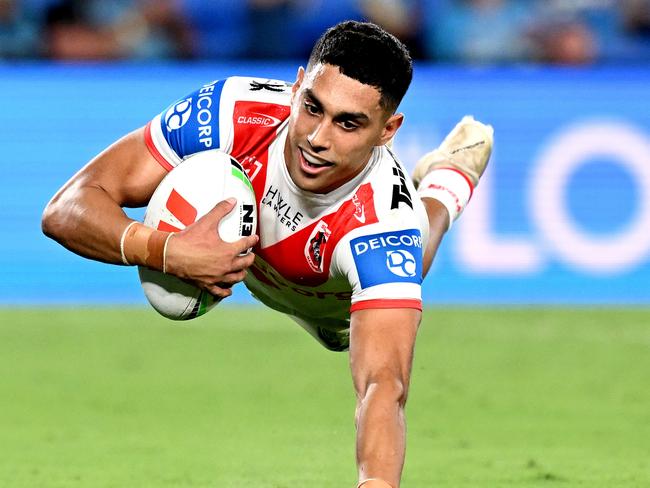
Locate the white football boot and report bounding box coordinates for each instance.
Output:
[412,115,494,189]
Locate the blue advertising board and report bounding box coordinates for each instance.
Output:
[1,63,648,304]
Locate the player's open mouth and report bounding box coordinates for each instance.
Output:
[299,149,334,175]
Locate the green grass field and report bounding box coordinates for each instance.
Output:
[1,307,649,487]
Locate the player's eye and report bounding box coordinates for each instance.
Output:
[304,101,320,115]
[339,120,359,131]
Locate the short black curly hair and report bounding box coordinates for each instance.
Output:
[307,21,413,113]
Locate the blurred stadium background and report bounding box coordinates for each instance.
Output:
[2,0,650,305]
[1,0,650,486]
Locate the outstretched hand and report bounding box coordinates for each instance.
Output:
[163,198,258,298]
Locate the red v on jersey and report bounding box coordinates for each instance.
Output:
[232,100,290,206]
[256,183,378,287]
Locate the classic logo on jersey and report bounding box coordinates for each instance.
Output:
[350,229,423,289]
[260,184,304,232]
[305,221,332,273]
[237,112,282,127]
[232,101,290,168]
[390,163,413,209]
[164,98,192,132]
[234,101,289,133]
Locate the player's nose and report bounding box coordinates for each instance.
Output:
[307,121,331,152]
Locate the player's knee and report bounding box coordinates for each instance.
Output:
[384,378,409,407]
[357,376,409,408]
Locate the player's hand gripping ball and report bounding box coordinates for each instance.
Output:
[138,150,257,320]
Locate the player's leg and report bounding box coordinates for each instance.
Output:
[413,116,494,276]
[412,115,493,190]
[413,116,492,228]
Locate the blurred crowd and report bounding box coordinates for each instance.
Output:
[1,0,650,64]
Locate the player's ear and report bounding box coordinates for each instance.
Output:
[378,113,404,146]
[292,67,306,97]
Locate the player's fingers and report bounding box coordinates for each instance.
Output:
[232,251,256,270]
[205,284,233,299]
[234,234,259,255]
[219,269,248,285]
[202,198,237,226]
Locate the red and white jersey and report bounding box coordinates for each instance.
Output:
[145,76,429,324]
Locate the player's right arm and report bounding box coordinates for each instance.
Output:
[42,126,257,298]
[42,127,163,263]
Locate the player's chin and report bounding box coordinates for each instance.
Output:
[303,173,343,194]
[294,175,331,193]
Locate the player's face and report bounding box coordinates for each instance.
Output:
[285,63,403,193]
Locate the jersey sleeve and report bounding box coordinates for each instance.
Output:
[332,219,427,313]
[144,76,292,172]
[144,79,227,171]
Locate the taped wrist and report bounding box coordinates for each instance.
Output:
[357,479,394,488]
[120,221,170,271]
[416,167,473,229]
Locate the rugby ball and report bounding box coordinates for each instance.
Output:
[138,150,257,320]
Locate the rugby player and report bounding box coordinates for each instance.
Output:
[42,21,492,488]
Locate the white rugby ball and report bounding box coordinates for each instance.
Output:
[138,149,257,320]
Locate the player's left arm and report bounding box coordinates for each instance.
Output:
[350,306,421,488]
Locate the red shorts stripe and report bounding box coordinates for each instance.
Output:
[350,298,422,313]
[144,121,174,172]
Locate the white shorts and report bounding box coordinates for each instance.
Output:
[288,314,350,352]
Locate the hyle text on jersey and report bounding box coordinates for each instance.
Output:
[261,185,304,231]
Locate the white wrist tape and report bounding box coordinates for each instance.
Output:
[416,168,473,229]
[119,221,139,265]
[162,233,174,274]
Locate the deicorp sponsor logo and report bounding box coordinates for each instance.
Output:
[386,250,417,277]
[164,98,192,132]
[196,80,218,148]
[350,229,422,289]
[160,80,223,154]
